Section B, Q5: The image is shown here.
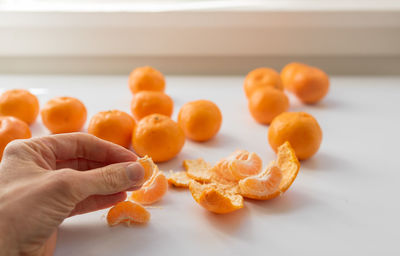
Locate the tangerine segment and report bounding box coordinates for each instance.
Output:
[276,141,300,192]
[212,150,263,182]
[239,165,282,200]
[130,171,168,205]
[137,155,158,185]
[189,181,244,214]
[183,158,212,183]
[167,171,193,188]
[107,201,150,226]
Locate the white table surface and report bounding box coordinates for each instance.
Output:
[1,74,399,256]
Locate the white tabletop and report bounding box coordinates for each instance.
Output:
[1,74,399,256]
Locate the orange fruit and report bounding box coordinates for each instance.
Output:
[178,100,222,142]
[132,114,185,163]
[130,170,168,205]
[130,91,173,121]
[239,141,300,200]
[281,63,329,104]
[106,201,150,226]
[248,87,289,125]
[137,156,158,185]
[88,110,135,148]
[41,97,87,134]
[168,171,192,188]
[128,66,165,94]
[239,165,282,200]
[0,116,31,160]
[189,181,244,214]
[280,62,308,90]
[212,150,262,182]
[268,112,322,160]
[244,67,283,98]
[0,89,39,125]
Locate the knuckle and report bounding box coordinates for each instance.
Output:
[3,139,26,155]
[50,169,76,192]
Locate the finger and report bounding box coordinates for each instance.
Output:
[69,192,127,216]
[42,230,58,256]
[78,161,145,197]
[28,133,137,163]
[56,159,105,171]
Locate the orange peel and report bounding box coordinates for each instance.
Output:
[183,158,213,183]
[107,201,150,226]
[167,171,192,188]
[189,181,243,214]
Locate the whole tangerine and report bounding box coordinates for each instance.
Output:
[268,112,322,160]
[0,116,31,160]
[132,114,185,163]
[281,63,329,104]
[128,66,165,94]
[131,91,173,120]
[178,100,222,142]
[41,97,87,134]
[248,87,289,125]
[88,110,135,148]
[244,67,283,98]
[0,89,39,125]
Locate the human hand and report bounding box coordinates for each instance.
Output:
[0,133,145,256]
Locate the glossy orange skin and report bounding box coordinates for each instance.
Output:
[132,114,185,163]
[41,97,87,134]
[0,116,31,160]
[131,91,173,121]
[244,68,283,98]
[178,100,222,142]
[128,66,166,94]
[88,110,135,148]
[268,112,322,160]
[280,62,309,91]
[0,89,39,125]
[248,87,289,125]
[281,63,329,104]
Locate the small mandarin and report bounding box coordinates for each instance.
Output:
[132,114,185,163]
[41,97,87,134]
[178,100,222,142]
[0,89,39,125]
[88,110,135,148]
[128,66,165,94]
[131,91,173,120]
[248,87,289,125]
[244,67,283,98]
[268,112,322,160]
[0,116,31,160]
[281,63,329,104]
[106,201,150,227]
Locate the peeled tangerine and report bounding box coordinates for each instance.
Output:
[107,201,150,226]
[239,142,300,200]
[130,156,168,204]
[170,141,300,214]
[212,150,262,182]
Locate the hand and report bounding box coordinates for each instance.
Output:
[0,133,145,256]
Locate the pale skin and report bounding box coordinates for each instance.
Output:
[0,133,145,256]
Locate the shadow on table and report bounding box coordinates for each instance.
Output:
[202,206,250,235]
[301,152,353,172]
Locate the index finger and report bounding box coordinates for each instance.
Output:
[29,133,137,164]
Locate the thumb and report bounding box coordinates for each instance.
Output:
[79,162,145,197]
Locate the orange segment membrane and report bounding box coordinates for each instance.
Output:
[107,201,150,226]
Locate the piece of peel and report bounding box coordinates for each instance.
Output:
[168,171,192,188]
[189,181,243,214]
[183,158,213,183]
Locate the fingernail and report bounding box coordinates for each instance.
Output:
[126,162,145,184]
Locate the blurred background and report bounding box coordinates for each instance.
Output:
[0,0,399,75]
